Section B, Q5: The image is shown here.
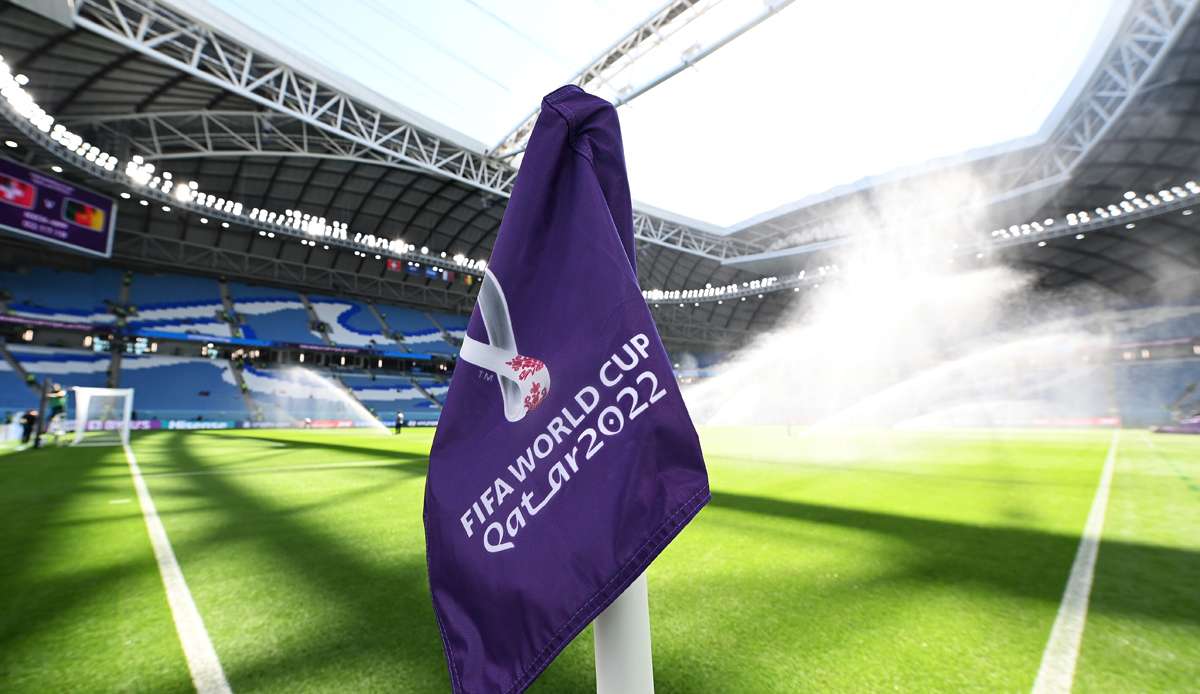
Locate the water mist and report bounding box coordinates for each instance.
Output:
[683,174,1126,430]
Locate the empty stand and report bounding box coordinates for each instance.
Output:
[308,294,396,348]
[119,355,249,421]
[1114,360,1200,426]
[0,353,37,413]
[127,272,231,339]
[342,372,442,423]
[376,304,456,354]
[0,267,122,325]
[228,282,321,344]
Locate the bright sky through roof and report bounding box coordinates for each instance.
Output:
[620,0,1118,227]
[207,0,1116,227]
[205,0,661,146]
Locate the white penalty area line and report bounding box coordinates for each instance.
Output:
[122,441,232,694]
[1031,429,1120,694]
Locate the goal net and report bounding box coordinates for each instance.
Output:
[71,387,134,447]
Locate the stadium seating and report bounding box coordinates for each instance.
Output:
[340,372,442,423]
[240,365,374,423]
[127,272,232,339]
[119,354,249,420]
[428,310,467,349]
[307,294,397,348]
[7,345,111,389]
[412,377,449,405]
[0,266,122,325]
[228,282,322,344]
[1115,305,1200,342]
[0,358,37,413]
[375,304,457,354]
[1113,360,1200,426]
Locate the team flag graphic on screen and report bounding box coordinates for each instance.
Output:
[424,85,710,693]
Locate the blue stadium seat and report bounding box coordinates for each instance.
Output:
[1114,360,1200,426]
[119,355,249,421]
[1121,307,1200,341]
[413,377,448,405]
[0,360,37,413]
[229,282,321,344]
[8,345,111,390]
[241,365,374,423]
[0,266,122,325]
[376,304,456,354]
[428,311,467,354]
[342,372,441,423]
[127,272,231,339]
[308,294,396,348]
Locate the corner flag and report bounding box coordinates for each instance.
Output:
[424,85,710,693]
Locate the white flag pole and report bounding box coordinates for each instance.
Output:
[593,572,654,694]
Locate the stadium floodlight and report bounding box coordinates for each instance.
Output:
[71,387,134,447]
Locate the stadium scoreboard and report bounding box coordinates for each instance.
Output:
[0,155,116,258]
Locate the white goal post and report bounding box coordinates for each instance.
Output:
[71,387,135,447]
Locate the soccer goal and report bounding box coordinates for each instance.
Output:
[71,387,134,447]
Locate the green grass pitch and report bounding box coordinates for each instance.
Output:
[1,427,1197,692]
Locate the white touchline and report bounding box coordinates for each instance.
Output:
[122,442,233,694]
[1031,429,1120,694]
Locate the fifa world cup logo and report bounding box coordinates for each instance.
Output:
[459,269,551,422]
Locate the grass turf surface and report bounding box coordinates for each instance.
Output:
[0,427,1196,692]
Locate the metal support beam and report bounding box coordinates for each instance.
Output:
[1002,0,1198,192]
[491,0,713,157]
[66,0,765,261]
[72,0,517,195]
[61,109,769,260]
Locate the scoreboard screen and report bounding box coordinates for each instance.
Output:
[0,156,116,257]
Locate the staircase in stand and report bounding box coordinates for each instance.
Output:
[298,293,335,346]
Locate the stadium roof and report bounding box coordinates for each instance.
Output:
[1,0,1199,350]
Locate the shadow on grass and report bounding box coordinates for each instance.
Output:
[0,444,119,648]
[704,453,1100,489]
[0,444,196,692]
[711,491,1200,626]
[148,431,448,691]
[206,432,430,465]
[9,431,1194,692]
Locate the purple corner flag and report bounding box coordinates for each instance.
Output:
[423,85,710,693]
